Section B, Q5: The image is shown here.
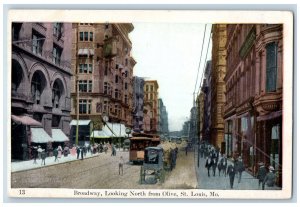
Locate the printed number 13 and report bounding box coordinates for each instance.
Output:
[19,190,25,195]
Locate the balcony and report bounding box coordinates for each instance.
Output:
[103,37,118,58]
[254,91,282,116]
[32,23,47,36]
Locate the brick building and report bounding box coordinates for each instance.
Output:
[224,24,282,185]
[70,23,135,144]
[11,22,72,160]
[143,80,159,134]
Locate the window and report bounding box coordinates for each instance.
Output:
[79,80,92,92]
[103,100,108,113]
[84,32,88,41]
[88,80,92,92]
[151,85,153,91]
[125,95,128,104]
[88,64,93,73]
[115,104,118,114]
[12,23,22,41]
[31,72,45,105]
[146,85,149,92]
[32,31,44,56]
[125,71,128,77]
[52,44,62,65]
[125,58,128,66]
[104,82,108,94]
[52,81,61,108]
[53,23,63,38]
[80,32,84,41]
[115,75,118,83]
[79,64,92,73]
[266,42,278,92]
[90,32,93,41]
[105,23,109,29]
[124,82,128,90]
[79,32,91,41]
[104,61,109,76]
[115,89,118,99]
[79,99,92,114]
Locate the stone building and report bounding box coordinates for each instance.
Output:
[132,76,144,133]
[211,24,227,152]
[224,24,282,185]
[158,98,169,136]
[70,23,135,145]
[203,61,212,142]
[11,22,72,160]
[143,80,159,134]
[196,91,205,142]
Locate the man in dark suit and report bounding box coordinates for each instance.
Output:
[205,156,213,177]
[257,162,267,189]
[227,164,235,189]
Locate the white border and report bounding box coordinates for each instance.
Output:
[6,10,293,199]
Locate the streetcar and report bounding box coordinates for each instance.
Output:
[129,133,160,164]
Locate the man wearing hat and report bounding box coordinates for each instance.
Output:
[256,162,267,189]
[262,166,276,190]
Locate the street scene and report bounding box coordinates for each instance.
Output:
[10,22,283,191]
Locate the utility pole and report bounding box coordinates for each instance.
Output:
[76,79,79,146]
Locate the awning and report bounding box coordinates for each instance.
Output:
[70,120,91,126]
[30,128,52,143]
[257,110,282,121]
[91,122,129,138]
[52,129,69,142]
[78,49,94,56]
[11,115,42,126]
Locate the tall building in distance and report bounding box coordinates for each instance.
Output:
[70,23,135,144]
[158,98,169,136]
[11,22,72,160]
[143,80,159,134]
[211,24,227,152]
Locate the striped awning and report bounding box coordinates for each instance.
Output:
[52,129,69,142]
[11,115,42,126]
[30,128,52,143]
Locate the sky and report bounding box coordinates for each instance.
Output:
[130,23,212,132]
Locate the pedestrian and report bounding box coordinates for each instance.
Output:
[41,149,46,166]
[119,156,125,175]
[257,162,267,189]
[262,166,276,190]
[80,147,84,160]
[234,156,245,183]
[218,155,227,176]
[57,145,63,159]
[212,158,218,176]
[53,147,59,162]
[205,156,213,177]
[37,145,43,160]
[32,146,38,164]
[83,145,87,157]
[71,144,77,156]
[185,145,188,156]
[76,146,80,159]
[63,146,69,157]
[104,143,108,154]
[227,164,236,189]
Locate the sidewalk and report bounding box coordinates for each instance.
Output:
[11,149,120,173]
[195,149,281,190]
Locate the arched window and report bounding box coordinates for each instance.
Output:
[31,72,44,104]
[52,81,61,108]
[12,60,23,93]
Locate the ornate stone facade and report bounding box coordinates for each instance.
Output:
[211,24,227,151]
[11,22,72,160]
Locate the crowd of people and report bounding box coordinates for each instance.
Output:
[200,142,277,190]
[30,142,117,166]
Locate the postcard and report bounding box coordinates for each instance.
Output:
[6,10,293,199]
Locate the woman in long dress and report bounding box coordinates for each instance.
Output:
[57,145,62,158]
